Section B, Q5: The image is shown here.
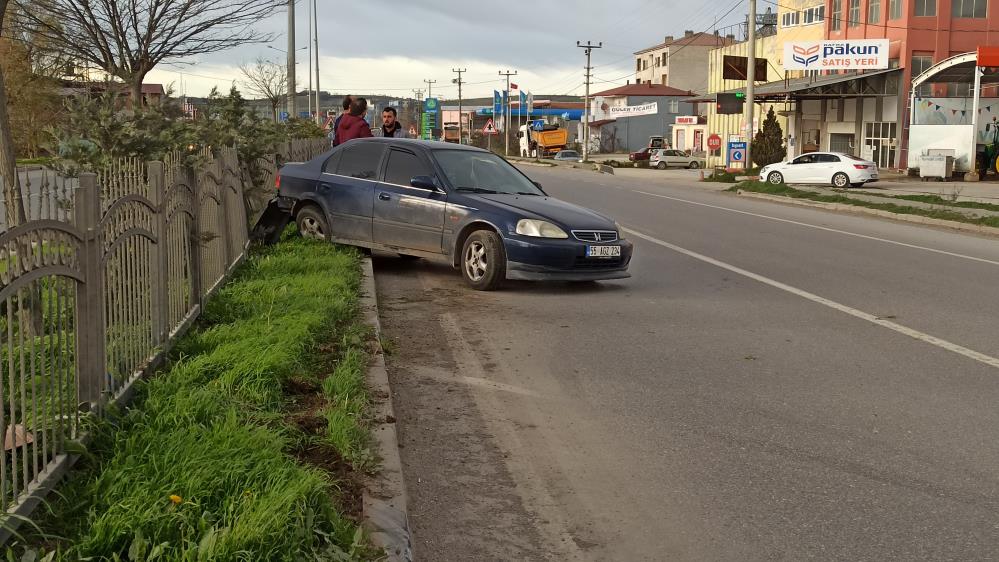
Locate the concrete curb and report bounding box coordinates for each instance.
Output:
[359,257,413,562]
[736,190,999,238]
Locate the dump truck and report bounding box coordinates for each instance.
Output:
[518,123,569,158]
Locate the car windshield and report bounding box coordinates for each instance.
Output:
[561,151,578,157]
[435,150,544,195]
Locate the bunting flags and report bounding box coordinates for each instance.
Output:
[916,97,991,116]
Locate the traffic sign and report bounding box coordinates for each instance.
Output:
[707,134,722,151]
[531,120,545,131]
[483,119,498,135]
[727,141,748,167]
[409,125,417,137]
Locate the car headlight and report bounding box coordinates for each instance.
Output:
[515,219,568,239]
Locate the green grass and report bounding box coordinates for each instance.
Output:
[8,232,378,561]
[732,181,999,228]
[15,158,53,167]
[883,193,999,213]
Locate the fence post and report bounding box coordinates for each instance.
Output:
[187,164,204,307]
[73,173,105,407]
[147,161,169,346]
[215,157,233,268]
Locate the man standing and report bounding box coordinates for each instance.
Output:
[381,107,406,138]
[335,97,373,144]
[331,95,354,147]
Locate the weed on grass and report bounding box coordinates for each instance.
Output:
[732,181,999,228]
[8,235,381,561]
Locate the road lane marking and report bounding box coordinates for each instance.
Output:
[410,365,543,398]
[633,190,999,268]
[624,227,999,371]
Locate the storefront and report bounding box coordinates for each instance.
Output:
[672,116,708,154]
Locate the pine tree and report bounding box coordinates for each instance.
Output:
[751,106,787,167]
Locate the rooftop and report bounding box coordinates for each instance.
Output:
[592,83,695,97]
[634,31,737,55]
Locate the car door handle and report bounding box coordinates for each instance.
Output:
[378,192,391,201]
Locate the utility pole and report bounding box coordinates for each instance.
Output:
[307,0,313,119]
[577,41,602,163]
[313,0,321,124]
[413,89,424,139]
[286,0,296,119]
[423,79,437,99]
[499,70,518,155]
[746,0,757,171]
[453,68,466,144]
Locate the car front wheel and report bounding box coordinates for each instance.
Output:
[688,161,700,169]
[767,171,784,185]
[832,172,850,188]
[656,162,666,170]
[461,230,506,291]
[296,206,329,241]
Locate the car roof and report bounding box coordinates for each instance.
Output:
[349,137,484,153]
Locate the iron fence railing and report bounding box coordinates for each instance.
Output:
[0,148,255,539]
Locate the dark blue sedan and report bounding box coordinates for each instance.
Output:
[273,138,633,290]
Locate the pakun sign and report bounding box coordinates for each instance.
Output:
[784,39,889,70]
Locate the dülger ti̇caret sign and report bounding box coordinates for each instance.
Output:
[784,39,889,70]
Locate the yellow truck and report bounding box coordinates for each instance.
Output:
[518,124,569,158]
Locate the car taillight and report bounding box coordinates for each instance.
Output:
[275,174,281,190]
[853,164,870,170]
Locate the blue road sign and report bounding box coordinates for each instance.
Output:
[727,141,748,167]
[532,120,545,131]
[279,111,289,122]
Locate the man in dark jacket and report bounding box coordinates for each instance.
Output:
[331,95,353,147]
[336,97,373,144]
[381,107,405,138]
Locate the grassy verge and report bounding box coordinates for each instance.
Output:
[882,193,999,213]
[15,158,54,167]
[732,181,999,228]
[9,232,379,561]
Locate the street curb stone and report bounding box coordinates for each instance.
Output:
[359,257,413,562]
[736,190,999,238]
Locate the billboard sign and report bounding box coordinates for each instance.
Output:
[609,101,658,118]
[784,39,889,70]
[675,116,698,125]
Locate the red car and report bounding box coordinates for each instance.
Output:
[629,147,653,162]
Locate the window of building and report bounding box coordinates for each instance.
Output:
[781,11,800,26]
[643,59,648,70]
[868,0,881,22]
[668,99,680,113]
[831,0,842,30]
[803,5,825,23]
[848,0,861,26]
[911,54,934,77]
[889,0,902,18]
[915,0,935,16]
[661,74,668,85]
[952,0,986,17]
[636,59,641,72]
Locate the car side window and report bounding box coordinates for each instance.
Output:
[322,151,342,173]
[384,150,431,187]
[337,143,385,180]
[793,155,814,165]
[821,154,841,163]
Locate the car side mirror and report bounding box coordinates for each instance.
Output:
[410,175,438,191]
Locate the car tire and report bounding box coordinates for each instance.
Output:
[832,172,850,188]
[688,161,700,169]
[656,162,667,170]
[296,205,329,241]
[767,171,784,185]
[461,230,505,291]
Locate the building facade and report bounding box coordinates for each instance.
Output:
[586,84,695,153]
[634,32,736,94]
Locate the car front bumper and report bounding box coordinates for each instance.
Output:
[502,234,634,282]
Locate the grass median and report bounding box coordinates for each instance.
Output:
[732,181,999,229]
[9,232,379,561]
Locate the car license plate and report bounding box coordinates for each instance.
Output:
[587,245,621,258]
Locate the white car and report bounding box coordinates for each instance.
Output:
[650,149,704,169]
[759,152,878,188]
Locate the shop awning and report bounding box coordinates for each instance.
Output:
[689,68,900,103]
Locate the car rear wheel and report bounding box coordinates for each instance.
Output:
[688,161,700,169]
[767,171,784,185]
[461,230,505,291]
[656,162,666,170]
[296,206,329,241]
[832,172,850,188]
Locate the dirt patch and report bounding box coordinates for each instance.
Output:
[296,441,366,519]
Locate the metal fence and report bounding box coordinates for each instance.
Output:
[0,148,252,535]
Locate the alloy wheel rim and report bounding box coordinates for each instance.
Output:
[465,242,487,282]
[302,218,325,240]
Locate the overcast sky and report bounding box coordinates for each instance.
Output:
[146,0,746,101]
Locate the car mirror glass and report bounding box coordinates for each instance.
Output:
[410,175,438,191]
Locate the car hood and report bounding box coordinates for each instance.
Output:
[472,194,615,229]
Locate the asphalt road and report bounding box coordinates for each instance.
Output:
[374,166,999,561]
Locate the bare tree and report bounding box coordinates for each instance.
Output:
[239,57,286,121]
[0,0,28,227]
[15,0,285,105]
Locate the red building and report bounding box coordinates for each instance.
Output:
[826,0,997,165]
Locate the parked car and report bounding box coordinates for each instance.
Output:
[650,149,704,169]
[273,138,633,290]
[629,147,653,162]
[759,152,878,188]
[552,150,581,162]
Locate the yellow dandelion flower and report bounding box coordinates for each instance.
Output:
[169,494,182,505]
